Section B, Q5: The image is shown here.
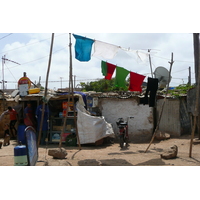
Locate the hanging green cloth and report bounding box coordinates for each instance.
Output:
[101,61,116,80]
[115,66,130,88]
[101,61,107,76]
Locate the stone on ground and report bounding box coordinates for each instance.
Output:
[160,145,178,159]
[48,148,68,159]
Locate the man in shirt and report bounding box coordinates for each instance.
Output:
[24,102,36,128]
[7,106,18,139]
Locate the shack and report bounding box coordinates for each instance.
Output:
[0,88,192,144]
[0,90,115,145]
[85,92,154,143]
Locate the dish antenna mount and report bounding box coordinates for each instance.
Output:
[154,66,172,88]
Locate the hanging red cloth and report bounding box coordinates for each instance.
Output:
[129,71,146,92]
[105,62,116,80]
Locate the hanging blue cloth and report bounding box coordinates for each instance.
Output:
[73,34,94,62]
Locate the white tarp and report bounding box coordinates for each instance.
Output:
[76,102,115,144]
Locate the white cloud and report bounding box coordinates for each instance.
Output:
[0,33,195,90]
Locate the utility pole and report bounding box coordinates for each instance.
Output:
[1,55,20,110]
[189,34,200,157]
[73,75,76,90]
[60,77,63,89]
[188,66,191,86]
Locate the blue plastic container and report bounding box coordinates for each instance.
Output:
[14,144,28,166]
[17,124,26,145]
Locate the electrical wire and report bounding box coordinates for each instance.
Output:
[3,46,67,70]
[4,63,17,81]
[0,33,67,55]
[0,33,13,41]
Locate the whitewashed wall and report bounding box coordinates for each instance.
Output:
[98,98,154,143]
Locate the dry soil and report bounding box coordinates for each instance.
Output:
[1,134,200,166]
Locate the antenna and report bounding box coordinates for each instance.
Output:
[1,55,20,90]
[154,66,172,88]
[1,55,20,110]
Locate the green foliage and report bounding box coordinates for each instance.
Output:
[80,78,129,92]
[168,84,195,98]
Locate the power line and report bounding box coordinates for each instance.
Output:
[2,46,67,70]
[6,78,100,83]
[0,33,67,55]
[4,63,18,81]
[0,33,13,41]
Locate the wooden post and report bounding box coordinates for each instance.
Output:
[189,34,200,157]
[68,33,81,150]
[145,52,174,153]
[37,33,54,147]
[59,33,81,150]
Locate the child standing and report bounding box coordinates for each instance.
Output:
[3,123,10,146]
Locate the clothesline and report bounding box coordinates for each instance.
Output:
[101,60,146,92]
[92,55,150,77]
[72,34,159,92]
[73,34,194,65]
[72,34,156,62]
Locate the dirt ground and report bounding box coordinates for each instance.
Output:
[1,134,200,166]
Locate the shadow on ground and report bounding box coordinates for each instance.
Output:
[78,159,133,166]
[135,158,167,166]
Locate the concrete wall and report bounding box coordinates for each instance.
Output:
[156,98,191,137]
[98,97,154,143]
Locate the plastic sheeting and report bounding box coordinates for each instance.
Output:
[76,102,114,144]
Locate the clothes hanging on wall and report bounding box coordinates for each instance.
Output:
[101,61,116,80]
[93,40,120,59]
[129,71,146,92]
[144,77,158,107]
[73,34,94,62]
[115,66,130,88]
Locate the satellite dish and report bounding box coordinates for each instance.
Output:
[154,66,172,88]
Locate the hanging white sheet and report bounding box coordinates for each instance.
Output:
[92,40,120,59]
[76,102,115,144]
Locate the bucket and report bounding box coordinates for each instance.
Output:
[17,124,26,145]
[14,144,28,166]
[28,88,40,94]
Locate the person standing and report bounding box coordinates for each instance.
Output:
[24,102,36,128]
[5,106,18,139]
[3,123,10,146]
[36,101,50,145]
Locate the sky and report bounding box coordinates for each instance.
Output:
[0,33,195,90]
[1,1,199,197]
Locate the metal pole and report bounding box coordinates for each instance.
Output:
[74,75,76,90]
[148,49,153,78]
[188,66,191,86]
[1,56,5,110]
[60,77,63,89]
[2,55,5,91]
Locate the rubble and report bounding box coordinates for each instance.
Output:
[48,148,68,159]
[160,145,178,159]
[155,130,170,140]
